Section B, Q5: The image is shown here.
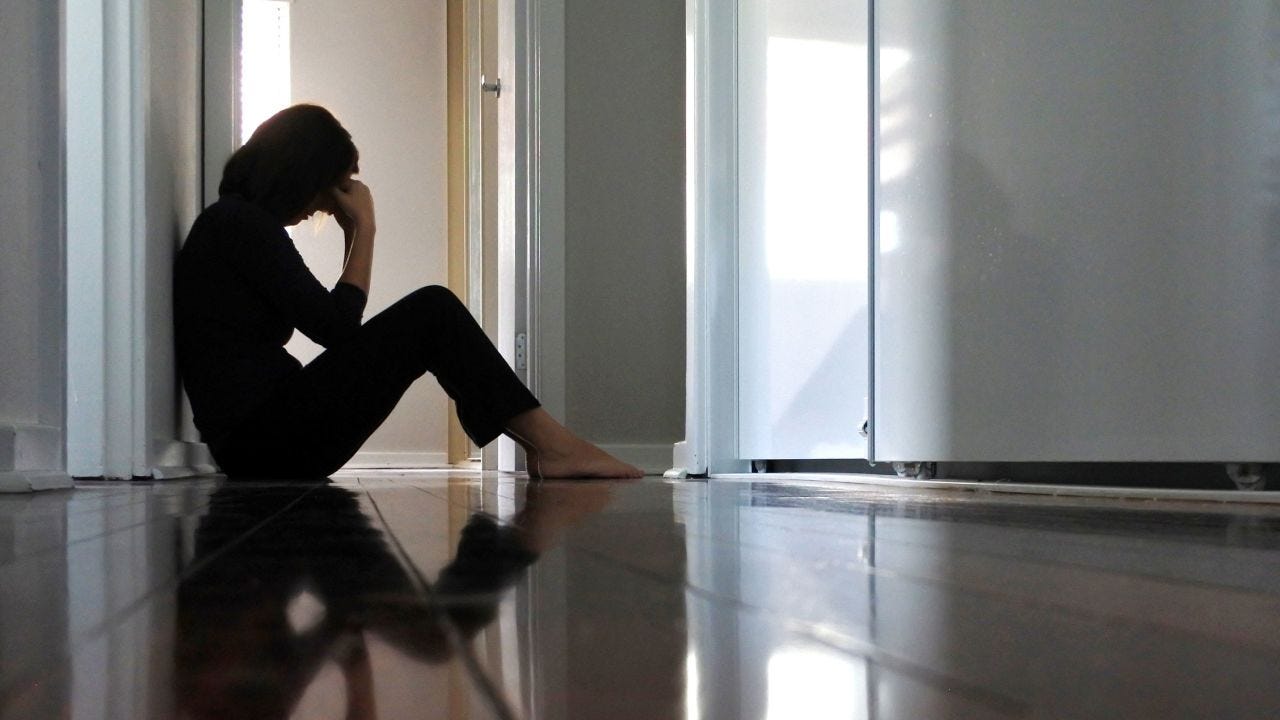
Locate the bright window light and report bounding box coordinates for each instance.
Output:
[240,0,292,146]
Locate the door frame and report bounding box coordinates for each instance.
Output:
[671,0,748,477]
[521,0,567,426]
[451,0,567,470]
[65,0,151,479]
[64,0,216,481]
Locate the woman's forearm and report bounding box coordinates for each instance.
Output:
[332,179,377,295]
[339,224,375,294]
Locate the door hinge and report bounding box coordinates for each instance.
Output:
[515,332,527,370]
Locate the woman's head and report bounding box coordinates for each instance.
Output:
[218,104,358,224]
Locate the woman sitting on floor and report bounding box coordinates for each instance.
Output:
[174,104,642,480]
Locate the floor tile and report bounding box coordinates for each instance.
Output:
[6,471,1280,718]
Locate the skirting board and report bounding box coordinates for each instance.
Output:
[598,444,675,475]
[347,447,672,473]
[0,423,63,474]
[0,472,75,494]
[152,441,220,480]
[709,472,1280,505]
[345,452,451,470]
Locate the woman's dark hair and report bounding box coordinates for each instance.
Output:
[218,104,358,222]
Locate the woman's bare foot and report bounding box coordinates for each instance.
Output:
[505,408,644,479]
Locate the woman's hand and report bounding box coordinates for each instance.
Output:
[331,178,376,294]
[331,179,376,237]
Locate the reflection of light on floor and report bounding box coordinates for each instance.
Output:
[240,0,292,145]
[685,650,700,720]
[766,646,868,720]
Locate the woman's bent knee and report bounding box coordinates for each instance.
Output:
[408,285,464,310]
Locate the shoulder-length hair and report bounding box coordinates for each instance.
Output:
[218,104,358,222]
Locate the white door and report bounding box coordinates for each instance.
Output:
[478,0,527,472]
[736,0,873,461]
[874,1,1280,463]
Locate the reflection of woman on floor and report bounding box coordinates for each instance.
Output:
[175,104,641,480]
[176,482,611,720]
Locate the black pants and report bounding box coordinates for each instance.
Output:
[213,285,540,478]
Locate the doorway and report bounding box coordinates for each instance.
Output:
[204,0,565,473]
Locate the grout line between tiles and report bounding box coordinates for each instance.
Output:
[0,497,219,573]
[363,482,521,720]
[0,482,327,708]
[74,484,326,642]
[409,477,1027,713]
[563,540,1031,717]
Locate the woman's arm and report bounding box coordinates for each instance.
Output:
[332,180,376,295]
[219,198,366,348]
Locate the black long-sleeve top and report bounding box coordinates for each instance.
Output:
[174,195,367,448]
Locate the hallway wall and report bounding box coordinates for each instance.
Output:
[0,1,64,474]
[147,0,203,466]
[563,0,686,462]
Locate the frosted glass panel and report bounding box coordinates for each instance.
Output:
[737,0,870,459]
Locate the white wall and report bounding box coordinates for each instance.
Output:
[563,0,687,455]
[0,0,64,473]
[288,0,450,464]
[147,0,203,468]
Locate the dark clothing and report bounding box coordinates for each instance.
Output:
[209,287,540,478]
[174,196,539,478]
[175,196,368,443]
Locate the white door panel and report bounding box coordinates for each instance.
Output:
[737,0,871,460]
[875,1,1280,461]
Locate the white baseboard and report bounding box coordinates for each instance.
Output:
[0,423,63,474]
[665,441,693,478]
[153,465,221,480]
[151,440,220,480]
[345,452,451,469]
[347,446,672,474]
[0,426,12,471]
[598,444,677,475]
[0,471,75,494]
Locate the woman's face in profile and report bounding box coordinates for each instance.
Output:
[289,167,356,226]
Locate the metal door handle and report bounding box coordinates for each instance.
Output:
[481,75,502,98]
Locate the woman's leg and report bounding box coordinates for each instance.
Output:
[504,408,643,479]
[215,286,641,479]
[215,286,534,477]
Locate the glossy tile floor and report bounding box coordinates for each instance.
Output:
[3,472,1280,719]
